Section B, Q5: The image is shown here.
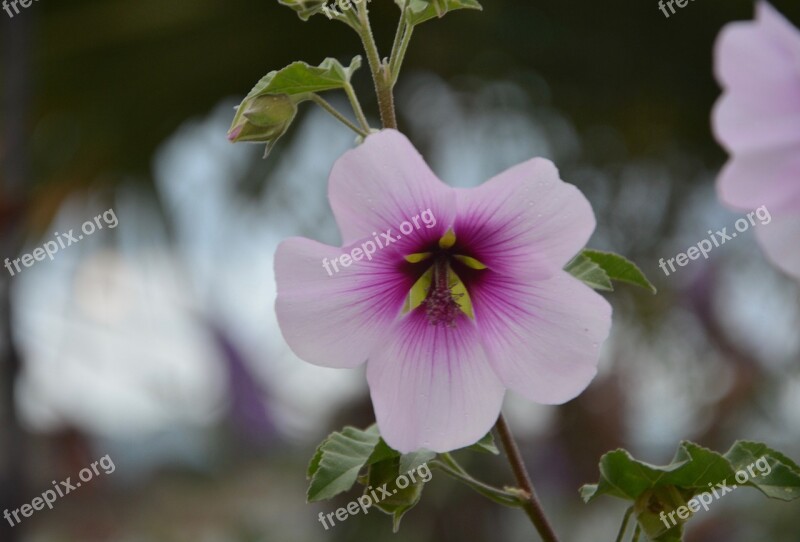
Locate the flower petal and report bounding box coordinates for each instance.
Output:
[329,129,456,247]
[366,312,505,453]
[756,1,800,65]
[755,213,800,281]
[714,3,800,102]
[455,158,596,279]
[713,92,800,155]
[473,271,611,404]
[716,149,800,212]
[713,2,800,155]
[275,237,408,368]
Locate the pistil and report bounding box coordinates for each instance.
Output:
[423,257,463,328]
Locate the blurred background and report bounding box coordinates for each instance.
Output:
[2,0,800,540]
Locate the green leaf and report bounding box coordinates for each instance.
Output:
[307,425,382,502]
[399,449,436,474]
[582,441,800,541]
[723,441,800,501]
[228,57,362,152]
[259,57,362,95]
[400,0,482,26]
[277,0,329,21]
[364,456,430,532]
[581,249,657,293]
[465,432,500,455]
[565,253,613,292]
[581,442,737,504]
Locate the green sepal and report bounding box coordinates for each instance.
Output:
[364,456,428,532]
[465,432,500,454]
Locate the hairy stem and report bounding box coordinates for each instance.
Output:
[495,414,561,542]
[356,1,398,129]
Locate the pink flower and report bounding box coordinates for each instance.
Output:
[713,2,800,280]
[275,130,611,453]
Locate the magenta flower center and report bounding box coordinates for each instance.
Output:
[402,229,487,328]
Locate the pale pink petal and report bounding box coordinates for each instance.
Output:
[329,130,456,247]
[454,158,596,279]
[717,149,800,212]
[713,92,800,154]
[275,237,408,368]
[755,213,800,281]
[473,272,612,404]
[756,1,800,65]
[714,3,800,103]
[366,312,505,453]
[713,2,800,155]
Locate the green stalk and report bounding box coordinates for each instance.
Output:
[309,94,368,137]
[615,507,634,542]
[344,82,371,132]
[389,23,414,86]
[432,455,523,508]
[495,414,561,542]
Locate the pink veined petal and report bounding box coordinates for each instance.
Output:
[454,158,596,280]
[366,311,505,453]
[472,271,612,405]
[275,237,408,369]
[328,129,456,248]
[755,213,800,281]
[716,148,800,213]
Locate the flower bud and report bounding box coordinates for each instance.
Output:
[227,94,297,144]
